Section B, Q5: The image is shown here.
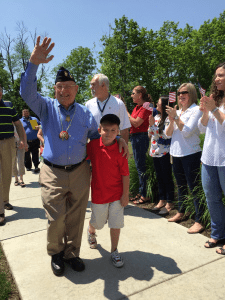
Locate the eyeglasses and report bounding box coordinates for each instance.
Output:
[177,91,189,96]
[56,85,76,91]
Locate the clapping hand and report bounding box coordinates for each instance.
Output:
[166,105,178,120]
[149,115,155,127]
[30,36,55,65]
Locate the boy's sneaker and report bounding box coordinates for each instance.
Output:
[111,249,124,268]
[87,226,97,249]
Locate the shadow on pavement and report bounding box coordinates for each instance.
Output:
[6,206,46,222]
[65,245,181,300]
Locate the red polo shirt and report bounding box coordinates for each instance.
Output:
[130,105,151,134]
[87,137,129,204]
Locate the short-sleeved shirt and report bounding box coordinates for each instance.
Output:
[86,137,129,204]
[20,116,41,141]
[0,99,20,140]
[130,105,151,134]
[85,95,131,130]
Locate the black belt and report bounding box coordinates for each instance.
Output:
[130,132,148,136]
[43,159,85,171]
[27,139,39,143]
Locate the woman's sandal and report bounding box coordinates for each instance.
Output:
[130,194,141,202]
[204,240,219,248]
[20,181,26,188]
[14,181,20,186]
[133,197,150,205]
[151,203,166,211]
[216,247,225,255]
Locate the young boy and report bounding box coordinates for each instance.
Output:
[86,114,130,268]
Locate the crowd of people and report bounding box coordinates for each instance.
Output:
[0,36,224,277]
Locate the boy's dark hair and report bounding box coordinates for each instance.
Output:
[100,114,120,126]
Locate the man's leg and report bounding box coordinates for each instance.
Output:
[25,146,32,170]
[65,161,91,259]
[2,138,16,207]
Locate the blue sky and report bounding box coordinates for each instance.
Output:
[1,0,224,81]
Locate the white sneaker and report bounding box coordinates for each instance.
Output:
[87,226,97,249]
[111,249,124,268]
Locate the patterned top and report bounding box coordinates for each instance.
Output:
[148,115,171,157]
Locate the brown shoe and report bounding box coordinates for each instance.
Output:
[0,214,5,226]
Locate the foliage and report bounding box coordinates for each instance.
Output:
[99,11,225,108]
[0,249,11,300]
[0,22,50,111]
[129,154,158,202]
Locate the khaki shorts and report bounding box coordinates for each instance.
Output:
[90,200,124,229]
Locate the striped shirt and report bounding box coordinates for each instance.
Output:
[0,99,20,140]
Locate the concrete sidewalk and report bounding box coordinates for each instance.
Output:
[1,166,225,300]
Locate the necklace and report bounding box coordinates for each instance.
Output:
[97,94,110,116]
[58,106,76,140]
[66,115,71,122]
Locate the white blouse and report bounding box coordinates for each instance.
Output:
[168,104,202,157]
[198,105,225,166]
[148,115,171,157]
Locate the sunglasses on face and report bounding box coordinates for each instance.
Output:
[177,91,189,96]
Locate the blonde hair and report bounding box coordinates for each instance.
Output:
[178,83,198,106]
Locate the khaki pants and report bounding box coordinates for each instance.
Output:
[12,147,25,177]
[0,137,16,214]
[39,161,91,258]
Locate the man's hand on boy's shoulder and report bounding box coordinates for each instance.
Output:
[118,138,129,159]
[120,194,129,207]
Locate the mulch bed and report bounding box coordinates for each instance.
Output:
[129,199,211,239]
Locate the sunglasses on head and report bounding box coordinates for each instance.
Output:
[177,91,189,96]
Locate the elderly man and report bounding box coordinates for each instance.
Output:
[86,74,130,143]
[20,36,128,276]
[20,109,41,173]
[0,84,25,225]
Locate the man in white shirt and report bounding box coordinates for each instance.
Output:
[86,74,130,143]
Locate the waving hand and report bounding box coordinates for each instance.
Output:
[30,36,55,65]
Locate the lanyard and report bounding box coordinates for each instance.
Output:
[97,94,110,116]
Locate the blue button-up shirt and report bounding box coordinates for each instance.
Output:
[20,62,99,165]
[20,116,41,141]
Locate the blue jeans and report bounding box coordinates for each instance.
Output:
[153,153,174,203]
[172,152,203,222]
[201,163,225,240]
[130,133,150,197]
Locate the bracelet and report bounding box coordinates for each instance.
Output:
[211,107,219,114]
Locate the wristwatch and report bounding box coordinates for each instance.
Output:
[174,113,179,120]
[211,107,219,114]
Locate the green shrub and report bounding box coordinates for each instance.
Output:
[0,250,11,300]
[129,154,158,202]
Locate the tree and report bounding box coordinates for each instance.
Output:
[99,16,147,108]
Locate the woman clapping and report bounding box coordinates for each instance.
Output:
[199,62,225,254]
[166,83,204,234]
